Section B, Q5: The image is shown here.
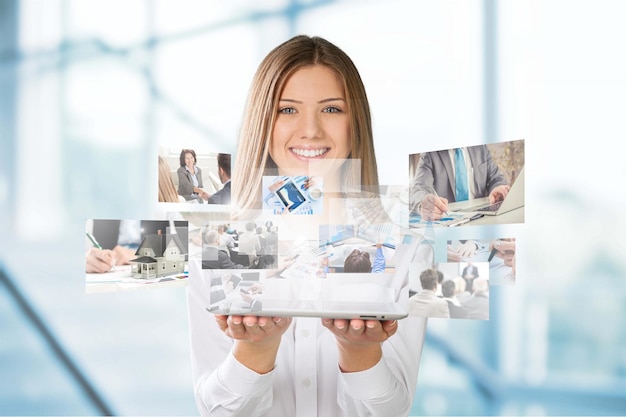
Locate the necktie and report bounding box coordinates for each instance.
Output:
[455,148,469,201]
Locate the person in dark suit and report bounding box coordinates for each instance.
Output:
[441,280,468,319]
[410,144,509,220]
[462,260,480,293]
[206,153,232,205]
[202,230,243,269]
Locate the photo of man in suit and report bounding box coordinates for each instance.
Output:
[462,260,480,293]
[410,144,510,220]
[206,153,231,205]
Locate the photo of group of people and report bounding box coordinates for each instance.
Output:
[201,220,278,270]
[409,262,490,320]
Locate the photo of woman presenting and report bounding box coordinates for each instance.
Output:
[187,35,426,416]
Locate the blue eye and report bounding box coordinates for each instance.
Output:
[279,107,296,114]
[323,106,342,113]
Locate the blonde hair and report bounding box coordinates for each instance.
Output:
[232,35,379,215]
[158,156,180,203]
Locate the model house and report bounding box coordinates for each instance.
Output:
[130,232,187,279]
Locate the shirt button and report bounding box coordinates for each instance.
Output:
[301,330,310,337]
[302,378,311,388]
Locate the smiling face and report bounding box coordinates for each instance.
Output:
[184,152,195,169]
[269,65,351,176]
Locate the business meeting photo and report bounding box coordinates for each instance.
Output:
[447,238,516,286]
[408,138,525,228]
[158,147,232,205]
[200,220,279,270]
[408,262,490,320]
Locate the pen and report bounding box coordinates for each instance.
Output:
[86,232,103,249]
[431,189,449,217]
[419,188,448,219]
[488,239,501,261]
[86,231,116,271]
[447,213,484,227]
[448,217,471,227]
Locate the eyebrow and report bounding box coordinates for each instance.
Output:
[279,97,346,104]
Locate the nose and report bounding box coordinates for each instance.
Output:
[297,110,322,140]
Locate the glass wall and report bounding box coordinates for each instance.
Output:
[1,0,625,415]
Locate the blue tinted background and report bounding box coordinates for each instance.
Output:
[1,0,625,415]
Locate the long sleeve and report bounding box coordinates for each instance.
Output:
[187,256,427,417]
[467,145,508,198]
[371,247,386,273]
[335,317,426,417]
[187,263,275,417]
[196,166,204,189]
[409,151,436,212]
[177,167,196,201]
[195,352,274,417]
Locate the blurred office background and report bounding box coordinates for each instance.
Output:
[1,0,626,415]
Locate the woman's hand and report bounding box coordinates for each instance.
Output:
[194,188,211,201]
[490,239,516,267]
[215,315,292,374]
[86,248,116,273]
[322,318,398,372]
[267,179,285,193]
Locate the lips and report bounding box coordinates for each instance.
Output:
[290,148,329,158]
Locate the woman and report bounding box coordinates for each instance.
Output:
[177,149,209,203]
[158,156,186,203]
[232,37,378,216]
[188,35,427,416]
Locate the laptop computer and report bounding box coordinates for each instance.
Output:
[455,167,525,216]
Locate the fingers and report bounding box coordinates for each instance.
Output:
[447,250,462,262]
[215,314,229,332]
[381,319,398,337]
[224,315,262,340]
[216,315,291,343]
[322,318,396,342]
[458,241,478,258]
[112,245,134,265]
[421,194,449,220]
[268,180,285,193]
[435,197,449,213]
[489,185,510,203]
[86,248,116,273]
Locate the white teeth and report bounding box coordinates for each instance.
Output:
[292,148,328,157]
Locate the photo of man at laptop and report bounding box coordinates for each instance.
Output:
[408,139,525,227]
